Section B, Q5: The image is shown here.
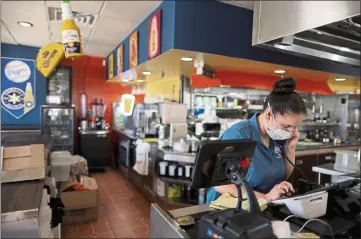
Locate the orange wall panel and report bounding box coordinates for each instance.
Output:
[60,56,144,164]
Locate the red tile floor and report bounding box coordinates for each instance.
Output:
[62,168,151,238]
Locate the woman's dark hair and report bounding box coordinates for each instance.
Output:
[263,77,307,115]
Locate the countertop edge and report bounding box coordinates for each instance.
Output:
[295,145,360,156]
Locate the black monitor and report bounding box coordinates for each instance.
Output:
[190,140,276,238]
[190,139,256,189]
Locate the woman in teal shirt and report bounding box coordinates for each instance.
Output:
[207,78,306,203]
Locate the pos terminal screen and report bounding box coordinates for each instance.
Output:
[190,140,256,189]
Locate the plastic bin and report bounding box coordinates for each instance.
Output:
[51,151,71,158]
[334,150,360,173]
[51,157,73,182]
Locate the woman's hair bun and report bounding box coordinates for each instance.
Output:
[273,77,296,94]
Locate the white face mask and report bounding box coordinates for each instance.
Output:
[266,104,293,141]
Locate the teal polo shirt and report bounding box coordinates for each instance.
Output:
[206,113,286,203]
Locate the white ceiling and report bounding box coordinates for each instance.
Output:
[1,1,162,57]
[221,1,255,10]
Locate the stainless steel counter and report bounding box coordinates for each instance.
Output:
[150,204,190,238]
[155,148,196,164]
[295,144,360,156]
[150,203,309,238]
[1,180,45,221]
[1,180,60,238]
[114,128,138,140]
[150,203,217,238]
[155,144,360,161]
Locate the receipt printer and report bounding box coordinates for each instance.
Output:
[198,209,276,239]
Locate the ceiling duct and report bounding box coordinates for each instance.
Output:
[47,6,96,28]
[252,1,361,66]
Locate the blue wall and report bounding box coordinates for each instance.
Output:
[106,1,176,79]
[173,1,360,77]
[1,43,46,128]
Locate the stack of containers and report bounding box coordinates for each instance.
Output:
[51,151,88,182]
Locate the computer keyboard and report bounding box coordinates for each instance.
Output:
[292,179,361,198]
[290,185,332,198]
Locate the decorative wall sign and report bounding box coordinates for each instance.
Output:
[117,44,124,76]
[148,10,162,59]
[1,57,36,119]
[120,94,135,116]
[129,31,138,68]
[108,53,114,79]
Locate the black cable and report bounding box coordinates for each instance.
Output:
[282,152,313,185]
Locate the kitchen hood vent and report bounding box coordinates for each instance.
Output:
[47,6,97,28]
[253,1,360,66]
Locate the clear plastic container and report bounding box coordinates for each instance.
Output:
[334,150,360,173]
[51,156,73,182]
[51,151,71,158]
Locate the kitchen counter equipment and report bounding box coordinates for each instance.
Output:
[1,180,60,238]
[79,129,108,170]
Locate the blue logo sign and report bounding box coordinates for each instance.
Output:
[1,87,25,110]
[1,57,36,119]
[275,146,282,158]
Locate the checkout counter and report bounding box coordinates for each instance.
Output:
[1,135,61,238]
[150,140,361,239]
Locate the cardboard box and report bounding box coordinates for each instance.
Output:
[60,176,99,224]
[1,144,46,183]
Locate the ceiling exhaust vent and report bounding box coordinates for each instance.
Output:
[47,6,97,28]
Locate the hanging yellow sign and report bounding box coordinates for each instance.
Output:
[36,43,65,78]
[108,53,114,79]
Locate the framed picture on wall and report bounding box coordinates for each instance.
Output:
[148,10,161,59]
[129,31,138,68]
[117,44,124,76]
[46,66,72,106]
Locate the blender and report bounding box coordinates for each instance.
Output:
[93,98,107,129]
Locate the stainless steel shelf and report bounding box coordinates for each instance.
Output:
[159,176,191,185]
[300,122,340,127]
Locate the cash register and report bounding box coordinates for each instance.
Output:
[190,139,277,239]
[187,140,361,239]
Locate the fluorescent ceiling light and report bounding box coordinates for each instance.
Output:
[142,71,152,75]
[274,69,286,74]
[340,47,349,52]
[335,78,346,82]
[181,57,193,62]
[17,21,33,27]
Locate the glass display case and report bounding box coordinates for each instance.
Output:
[47,66,72,105]
[41,105,75,154]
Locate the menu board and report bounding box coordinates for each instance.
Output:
[129,31,138,68]
[47,66,72,105]
[148,10,161,59]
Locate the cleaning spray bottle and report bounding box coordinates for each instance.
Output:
[61,0,82,59]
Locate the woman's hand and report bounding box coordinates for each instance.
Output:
[265,181,295,202]
[284,128,299,150]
